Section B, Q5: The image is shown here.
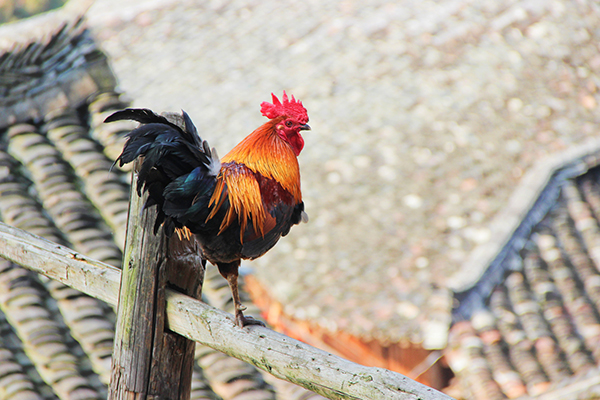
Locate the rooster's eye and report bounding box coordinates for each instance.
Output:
[285,120,293,127]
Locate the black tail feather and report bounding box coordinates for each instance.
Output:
[104,108,172,126]
[106,108,220,236]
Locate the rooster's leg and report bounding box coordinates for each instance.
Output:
[218,261,265,328]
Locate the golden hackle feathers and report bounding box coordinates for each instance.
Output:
[206,118,302,241]
[221,119,301,202]
[208,166,266,242]
[175,226,193,240]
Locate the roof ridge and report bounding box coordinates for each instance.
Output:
[450,140,600,321]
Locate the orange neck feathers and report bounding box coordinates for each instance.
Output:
[221,118,302,202]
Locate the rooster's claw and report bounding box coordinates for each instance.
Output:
[237,314,266,328]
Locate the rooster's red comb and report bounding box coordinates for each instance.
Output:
[260,91,308,124]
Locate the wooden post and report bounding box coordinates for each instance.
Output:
[109,159,204,399]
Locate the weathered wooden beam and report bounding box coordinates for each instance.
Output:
[0,222,454,400]
[0,221,121,306]
[149,235,204,397]
[165,291,451,400]
[109,160,201,399]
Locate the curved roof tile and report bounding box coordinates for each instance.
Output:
[449,161,600,399]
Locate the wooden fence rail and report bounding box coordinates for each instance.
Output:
[0,221,454,400]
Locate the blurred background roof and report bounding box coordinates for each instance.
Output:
[2,0,600,397]
[80,0,600,347]
[0,0,66,24]
[0,7,325,399]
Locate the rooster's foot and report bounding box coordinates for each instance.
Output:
[236,312,266,328]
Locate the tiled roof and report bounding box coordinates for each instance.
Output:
[0,10,324,400]
[85,0,600,348]
[446,154,600,399]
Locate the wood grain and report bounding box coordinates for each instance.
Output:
[109,161,198,399]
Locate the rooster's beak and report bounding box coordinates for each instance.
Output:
[300,124,311,131]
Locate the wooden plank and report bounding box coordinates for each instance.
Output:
[109,160,199,399]
[109,161,165,398]
[0,221,121,306]
[0,221,453,400]
[147,235,204,397]
[165,291,449,400]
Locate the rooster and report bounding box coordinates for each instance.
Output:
[106,92,310,327]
